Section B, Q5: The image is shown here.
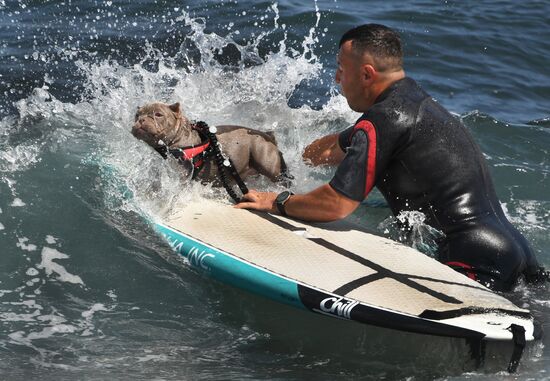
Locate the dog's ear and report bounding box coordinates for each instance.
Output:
[168,102,181,115]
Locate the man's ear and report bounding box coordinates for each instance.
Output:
[362,64,377,84]
[169,102,181,115]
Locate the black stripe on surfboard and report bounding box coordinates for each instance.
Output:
[334,271,489,300]
[418,306,532,321]
[252,212,462,305]
[253,211,482,297]
[333,273,386,295]
[309,237,461,304]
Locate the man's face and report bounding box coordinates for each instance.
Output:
[335,41,365,112]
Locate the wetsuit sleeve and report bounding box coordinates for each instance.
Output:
[337,125,355,152]
[329,127,373,202]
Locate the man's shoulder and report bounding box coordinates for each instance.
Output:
[392,77,430,103]
[366,78,429,123]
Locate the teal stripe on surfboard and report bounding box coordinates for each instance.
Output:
[155,222,306,310]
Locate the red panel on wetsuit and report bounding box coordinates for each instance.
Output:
[353,120,377,197]
[446,261,477,280]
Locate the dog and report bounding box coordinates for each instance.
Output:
[131,102,288,184]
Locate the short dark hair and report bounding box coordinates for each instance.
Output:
[339,24,403,71]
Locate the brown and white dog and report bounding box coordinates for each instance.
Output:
[131,102,289,183]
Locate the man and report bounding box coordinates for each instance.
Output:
[236,24,544,291]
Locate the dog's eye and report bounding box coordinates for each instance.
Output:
[155,112,163,117]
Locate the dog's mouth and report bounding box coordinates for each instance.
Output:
[132,124,163,146]
[131,124,147,138]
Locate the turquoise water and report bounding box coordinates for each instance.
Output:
[1,1,549,379]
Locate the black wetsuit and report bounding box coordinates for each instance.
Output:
[330,77,541,291]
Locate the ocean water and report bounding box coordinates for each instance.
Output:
[1,1,549,380]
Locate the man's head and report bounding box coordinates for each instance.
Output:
[336,24,405,112]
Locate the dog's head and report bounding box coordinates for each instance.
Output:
[131,102,187,148]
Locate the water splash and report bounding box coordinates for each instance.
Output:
[378,210,445,257]
[67,6,355,221]
[0,4,355,220]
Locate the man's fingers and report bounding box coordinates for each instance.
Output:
[234,191,259,209]
[240,191,258,202]
[234,190,276,213]
[234,201,254,209]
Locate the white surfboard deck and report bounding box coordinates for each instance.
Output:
[155,199,535,342]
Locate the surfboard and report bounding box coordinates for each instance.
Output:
[153,199,536,344]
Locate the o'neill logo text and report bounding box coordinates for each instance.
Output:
[314,296,358,319]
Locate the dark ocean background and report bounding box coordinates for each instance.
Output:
[1,0,549,380]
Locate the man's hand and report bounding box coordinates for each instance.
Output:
[236,184,360,222]
[303,133,346,166]
[235,190,278,213]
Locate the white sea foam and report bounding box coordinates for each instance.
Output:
[38,247,84,285]
[81,303,108,319]
[45,235,57,244]
[80,303,110,337]
[11,198,26,207]
[17,237,37,252]
[106,289,117,300]
[136,354,169,363]
[502,200,549,231]
[0,309,42,322]
[0,222,4,230]
[6,299,109,346]
[0,144,42,173]
[22,324,78,341]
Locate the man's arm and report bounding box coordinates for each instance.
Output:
[235,184,360,222]
[302,133,346,166]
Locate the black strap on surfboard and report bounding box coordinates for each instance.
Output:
[507,324,526,373]
[467,337,486,369]
[195,121,249,203]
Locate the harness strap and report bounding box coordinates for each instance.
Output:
[168,142,212,179]
[197,121,249,203]
[169,141,211,163]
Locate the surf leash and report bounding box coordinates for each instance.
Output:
[195,121,249,203]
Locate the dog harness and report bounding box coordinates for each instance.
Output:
[157,121,249,203]
[166,123,212,177]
